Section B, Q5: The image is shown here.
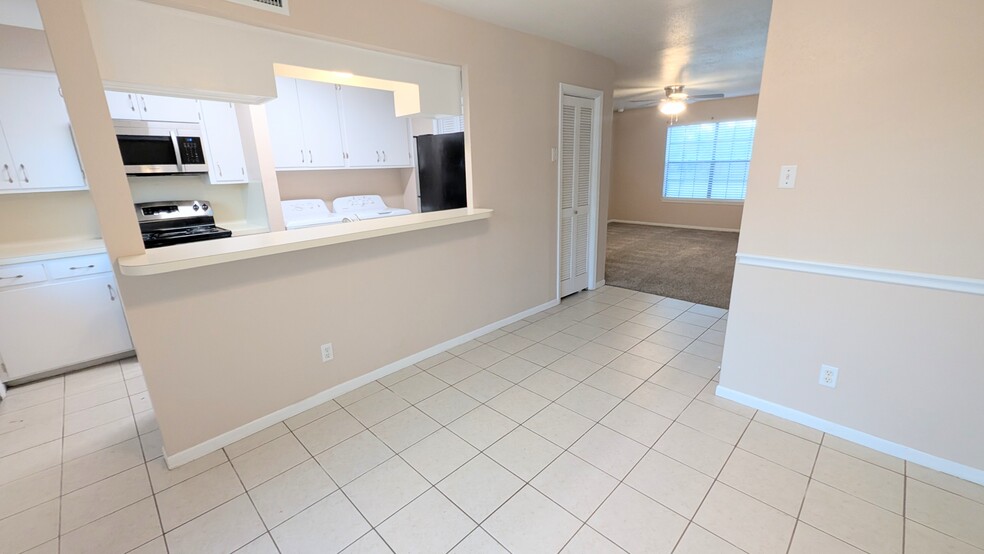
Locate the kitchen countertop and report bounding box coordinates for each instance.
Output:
[0,224,268,267]
[0,238,107,266]
[119,207,493,276]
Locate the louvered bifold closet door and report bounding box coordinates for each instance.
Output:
[559,95,595,297]
[573,104,593,280]
[560,103,576,283]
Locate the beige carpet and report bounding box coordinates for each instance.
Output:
[605,223,739,309]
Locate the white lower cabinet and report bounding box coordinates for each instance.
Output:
[0,256,132,382]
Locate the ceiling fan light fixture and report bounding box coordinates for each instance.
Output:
[665,85,688,101]
[659,99,687,115]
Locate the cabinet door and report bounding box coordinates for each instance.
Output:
[0,274,133,380]
[136,94,200,123]
[200,101,248,184]
[0,125,17,192]
[0,71,86,190]
[339,86,412,168]
[265,77,307,169]
[105,91,141,120]
[296,80,345,168]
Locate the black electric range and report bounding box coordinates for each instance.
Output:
[135,200,232,248]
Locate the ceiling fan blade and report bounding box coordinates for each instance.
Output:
[629,99,660,103]
[688,93,725,100]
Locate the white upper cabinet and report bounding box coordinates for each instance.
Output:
[0,126,17,192]
[296,80,346,169]
[105,90,141,119]
[339,86,412,168]
[0,70,86,192]
[200,100,248,184]
[105,90,199,123]
[265,77,345,170]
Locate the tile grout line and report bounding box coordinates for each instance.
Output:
[783,426,825,554]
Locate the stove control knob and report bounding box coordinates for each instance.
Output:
[201,203,209,211]
[192,203,200,211]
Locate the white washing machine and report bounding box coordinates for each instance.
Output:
[281,199,355,230]
[332,195,412,221]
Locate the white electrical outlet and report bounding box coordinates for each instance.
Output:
[779,165,798,188]
[819,364,838,388]
[321,343,334,363]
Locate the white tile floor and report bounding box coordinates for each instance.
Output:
[1,286,983,553]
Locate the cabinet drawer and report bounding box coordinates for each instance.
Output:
[0,263,47,289]
[45,254,112,280]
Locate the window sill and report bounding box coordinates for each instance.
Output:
[660,198,745,206]
[118,208,492,276]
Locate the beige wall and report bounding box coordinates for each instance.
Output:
[722,0,984,473]
[37,0,614,456]
[277,169,416,212]
[0,191,101,244]
[610,95,757,231]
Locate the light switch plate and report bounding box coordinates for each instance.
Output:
[779,165,798,188]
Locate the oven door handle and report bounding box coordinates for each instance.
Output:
[169,131,183,172]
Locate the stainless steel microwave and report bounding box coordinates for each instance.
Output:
[113,120,208,175]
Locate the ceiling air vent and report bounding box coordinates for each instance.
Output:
[226,0,289,15]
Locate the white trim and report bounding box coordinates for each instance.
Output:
[609,219,740,233]
[736,254,984,296]
[591,279,605,290]
[0,380,6,399]
[163,297,559,468]
[557,84,604,300]
[716,386,984,486]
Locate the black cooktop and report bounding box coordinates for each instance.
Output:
[141,225,232,248]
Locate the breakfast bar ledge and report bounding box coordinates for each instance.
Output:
[118,208,492,276]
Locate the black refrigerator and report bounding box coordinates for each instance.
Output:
[415,132,467,212]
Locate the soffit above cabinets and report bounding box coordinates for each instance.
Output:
[0,0,43,30]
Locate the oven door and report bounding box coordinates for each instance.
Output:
[116,133,181,174]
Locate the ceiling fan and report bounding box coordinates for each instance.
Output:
[628,85,724,116]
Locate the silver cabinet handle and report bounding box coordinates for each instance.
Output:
[139,95,148,112]
[2,164,12,183]
[382,150,387,162]
[241,167,245,176]
[308,150,313,163]
[107,284,116,301]
[376,151,380,163]
[127,93,136,112]
[217,164,222,177]
[19,164,29,183]
[0,275,24,280]
[301,149,305,163]
[69,265,95,270]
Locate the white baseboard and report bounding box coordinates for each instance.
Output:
[716,385,984,486]
[608,219,740,233]
[0,380,6,399]
[164,297,560,468]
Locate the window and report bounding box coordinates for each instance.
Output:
[663,119,756,201]
[436,115,464,134]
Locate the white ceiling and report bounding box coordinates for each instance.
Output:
[419,0,772,110]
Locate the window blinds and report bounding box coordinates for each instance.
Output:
[436,115,465,134]
[663,119,756,201]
